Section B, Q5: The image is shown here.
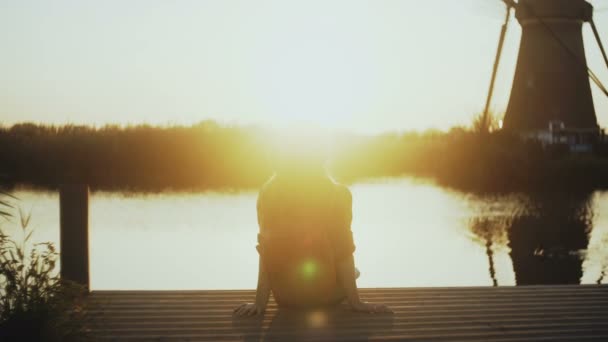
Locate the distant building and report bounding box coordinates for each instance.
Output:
[520,120,603,152]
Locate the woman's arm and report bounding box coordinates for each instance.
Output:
[235,188,272,317]
[334,185,391,313]
[336,254,391,313]
[254,254,271,309]
[234,254,271,316]
[336,254,361,304]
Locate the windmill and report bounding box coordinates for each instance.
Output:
[481,0,608,140]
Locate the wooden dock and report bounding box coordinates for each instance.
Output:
[87,285,608,341]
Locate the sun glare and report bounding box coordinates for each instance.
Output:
[268,125,332,161]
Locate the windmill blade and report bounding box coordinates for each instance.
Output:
[481,1,515,132]
[590,19,608,71]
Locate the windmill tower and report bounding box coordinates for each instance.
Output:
[504,0,597,132]
[482,0,608,144]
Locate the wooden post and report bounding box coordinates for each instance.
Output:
[60,184,90,290]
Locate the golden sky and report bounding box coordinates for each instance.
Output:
[1,0,607,134]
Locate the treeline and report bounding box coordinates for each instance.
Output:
[332,128,608,192]
[0,122,271,191]
[2,121,608,193]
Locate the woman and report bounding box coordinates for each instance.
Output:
[234,139,390,315]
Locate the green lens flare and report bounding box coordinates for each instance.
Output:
[301,260,318,280]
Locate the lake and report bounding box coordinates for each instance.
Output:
[3,178,607,290]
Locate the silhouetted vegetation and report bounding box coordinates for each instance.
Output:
[0,122,270,191]
[0,191,13,220]
[0,208,91,341]
[1,121,608,193]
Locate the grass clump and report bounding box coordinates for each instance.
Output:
[0,204,91,341]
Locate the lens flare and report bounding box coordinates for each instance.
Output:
[301,259,318,280]
[307,310,328,328]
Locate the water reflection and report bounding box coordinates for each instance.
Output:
[509,193,593,285]
[5,180,608,289]
[469,217,507,287]
[469,192,596,285]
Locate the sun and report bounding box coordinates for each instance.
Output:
[265,124,333,164]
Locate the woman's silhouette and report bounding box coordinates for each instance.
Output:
[234,135,390,316]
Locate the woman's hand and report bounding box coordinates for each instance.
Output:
[233,303,265,317]
[350,301,392,314]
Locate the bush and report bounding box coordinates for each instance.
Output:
[0,207,91,341]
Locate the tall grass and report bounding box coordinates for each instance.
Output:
[0,205,90,341]
[0,191,13,221]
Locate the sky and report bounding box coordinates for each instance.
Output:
[1,0,607,134]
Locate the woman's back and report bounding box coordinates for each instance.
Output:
[256,174,355,307]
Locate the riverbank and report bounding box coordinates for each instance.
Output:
[2,122,608,193]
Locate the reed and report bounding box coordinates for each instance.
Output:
[0,205,91,341]
[1,121,608,193]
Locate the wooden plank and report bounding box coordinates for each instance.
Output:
[87,285,608,341]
